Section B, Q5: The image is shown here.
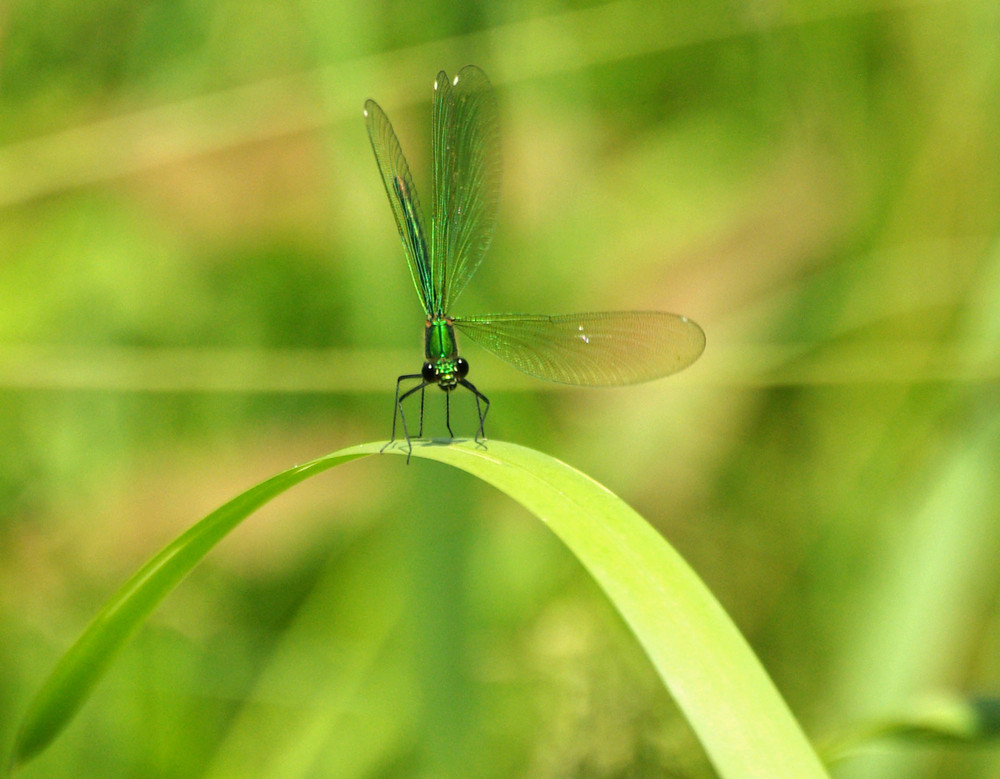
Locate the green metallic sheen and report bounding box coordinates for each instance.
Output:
[424,317,464,390]
[425,317,458,361]
[364,66,705,455]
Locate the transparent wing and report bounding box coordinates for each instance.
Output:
[364,98,434,315]
[454,312,705,386]
[432,66,501,315]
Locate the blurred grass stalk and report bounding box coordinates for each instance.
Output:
[819,236,1000,776]
[0,0,949,208]
[1,339,996,393]
[3,0,999,774]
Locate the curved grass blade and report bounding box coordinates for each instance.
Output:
[454,311,706,385]
[11,440,821,777]
[364,99,433,314]
[9,447,372,771]
[380,440,826,777]
[431,66,500,314]
[822,693,1000,766]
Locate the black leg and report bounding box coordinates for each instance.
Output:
[444,389,454,438]
[459,378,490,447]
[396,380,430,462]
[382,373,425,461]
[416,383,426,437]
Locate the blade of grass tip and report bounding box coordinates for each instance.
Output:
[12,439,825,777]
[9,445,378,770]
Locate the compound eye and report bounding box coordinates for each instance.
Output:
[421,362,437,383]
[455,357,470,379]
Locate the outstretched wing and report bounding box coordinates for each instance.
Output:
[431,65,501,315]
[454,312,705,386]
[364,98,434,315]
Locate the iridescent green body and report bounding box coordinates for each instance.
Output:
[364,67,706,460]
[424,317,462,385]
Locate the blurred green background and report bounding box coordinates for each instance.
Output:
[2,0,999,776]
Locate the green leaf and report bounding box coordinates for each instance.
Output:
[822,693,1000,764]
[10,440,825,777]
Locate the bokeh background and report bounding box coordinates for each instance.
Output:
[2,0,999,776]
